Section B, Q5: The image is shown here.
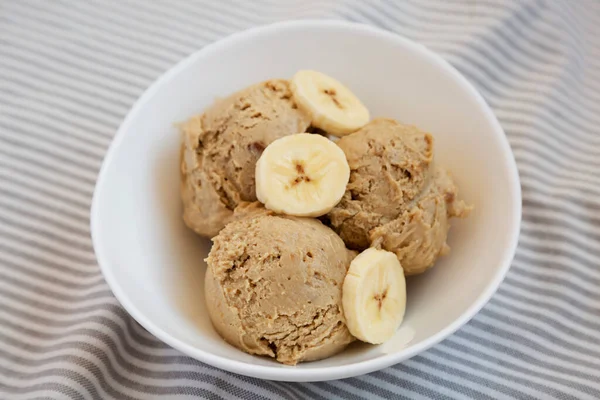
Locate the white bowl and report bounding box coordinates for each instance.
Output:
[91,20,521,382]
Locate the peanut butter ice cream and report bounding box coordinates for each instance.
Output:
[327,118,471,275]
[205,208,356,365]
[181,80,311,237]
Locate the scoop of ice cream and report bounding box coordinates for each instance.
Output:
[327,118,470,275]
[205,212,356,365]
[327,118,434,249]
[369,166,471,275]
[181,80,311,237]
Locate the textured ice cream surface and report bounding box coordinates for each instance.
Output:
[180,79,311,238]
[205,212,356,365]
[327,118,471,275]
[369,165,471,275]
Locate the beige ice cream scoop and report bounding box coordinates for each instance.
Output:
[180,79,311,238]
[327,118,471,275]
[204,209,356,365]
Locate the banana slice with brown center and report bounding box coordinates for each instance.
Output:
[342,248,407,344]
[291,70,370,137]
[255,133,350,217]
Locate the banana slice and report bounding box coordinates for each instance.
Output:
[342,248,406,344]
[291,70,370,137]
[255,133,350,217]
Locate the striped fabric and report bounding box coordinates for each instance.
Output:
[1,0,600,398]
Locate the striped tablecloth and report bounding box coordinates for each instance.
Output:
[2,1,600,399]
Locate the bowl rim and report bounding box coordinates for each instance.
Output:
[91,19,522,382]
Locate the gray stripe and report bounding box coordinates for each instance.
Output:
[461,322,600,387]
[0,161,93,202]
[509,135,600,171]
[2,4,169,78]
[519,166,600,197]
[506,120,600,159]
[0,187,90,225]
[0,137,99,181]
[496,285,600,332]
[0,85,119,136]
[6,0,181,70]
[490,295,600,348]
[0,94,114,143]
[514,251,600,286]
[405,355,540,400]
[0,340,267,400]
[0,357,140,400]
[0,370,92,400]
[0,69,124,122]
[0,222,93,258]
[0,334,281,400]
[0,263,100,292]
[0,59,133,112]
[0,243,96,277]
[511,263,600,301]
[503,276,600,318]
[0,200,93,241]
[479,307,600,367]
[0,172,91,212]
[429,345,580,399]
[0,315,165,353]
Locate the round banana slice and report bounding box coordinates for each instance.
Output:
[342,248,406,344]
[291,70,370,137]
[255,133,350,217]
